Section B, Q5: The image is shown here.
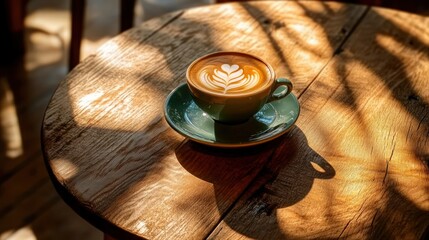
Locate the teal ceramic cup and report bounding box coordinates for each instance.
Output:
[186,52,293,124]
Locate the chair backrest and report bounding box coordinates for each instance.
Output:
[69,0,136,71]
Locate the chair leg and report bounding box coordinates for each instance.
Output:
[1,0,26,65]
[120,0,136,32]
[69,0,85,71]
[69,0,135,71]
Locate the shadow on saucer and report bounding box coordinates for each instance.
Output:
[175,126,335,238]
[213,117,269,144]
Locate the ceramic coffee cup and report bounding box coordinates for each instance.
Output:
[186,51,293,123]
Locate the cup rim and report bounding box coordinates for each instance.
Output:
[186,51,275,98]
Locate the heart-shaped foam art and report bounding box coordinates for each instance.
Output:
[200,63,261,94]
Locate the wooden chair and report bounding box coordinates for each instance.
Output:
[1,0,26,65]
[1,0,136,70]
[69,0,136,70]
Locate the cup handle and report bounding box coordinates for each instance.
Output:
[267,78,293,102]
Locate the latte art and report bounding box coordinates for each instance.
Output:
[200,64,260,94]
[188,52,272,95]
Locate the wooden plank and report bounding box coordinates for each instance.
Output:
[42,1,368,239]
[209,6,429,239]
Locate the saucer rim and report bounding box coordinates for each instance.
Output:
[164,83,300,148]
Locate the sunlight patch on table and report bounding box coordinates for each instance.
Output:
[307,58,429,215]
[289,23,306,33]
[77,90,104,109]
[376,33,429,99]
[81,37,113,60]
[51,158,79,181]
[135,220,149,235]
[96,35,172,71]
[69,52,170,132]
[307,37,320,46]
[339,166,370,197]
[385,151,429,211]
[375,8,429,47]
[97,40,120,60]
[70,88,164,131]
[282,21,333,59]
[375,34,414,60]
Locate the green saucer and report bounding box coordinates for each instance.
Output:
[164,83,300,148]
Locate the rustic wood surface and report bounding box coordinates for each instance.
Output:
[42,1,429,239]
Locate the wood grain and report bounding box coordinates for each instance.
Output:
[41,1,428,239]
[209,5,429,240]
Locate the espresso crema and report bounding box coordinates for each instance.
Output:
[188,52,272,95]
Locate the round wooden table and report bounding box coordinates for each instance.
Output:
[42,1,429,239]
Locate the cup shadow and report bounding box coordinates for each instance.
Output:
[175,126,335,238]
[213,117,269,143]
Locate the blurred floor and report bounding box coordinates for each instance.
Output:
[0,0,209,239]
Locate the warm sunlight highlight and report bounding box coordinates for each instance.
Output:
[70,42,171,131]
[0,226,37,240]
[97,40,120,59]
[0,79,23,159]
[307,37,320,46]
[51,158,79,180]
[289,23,306,33]
[69,76,166,132]
[25,9,69,71]
[135,220,149,235]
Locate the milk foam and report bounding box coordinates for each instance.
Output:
[188,52,271,95]
[199,64,261,94]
